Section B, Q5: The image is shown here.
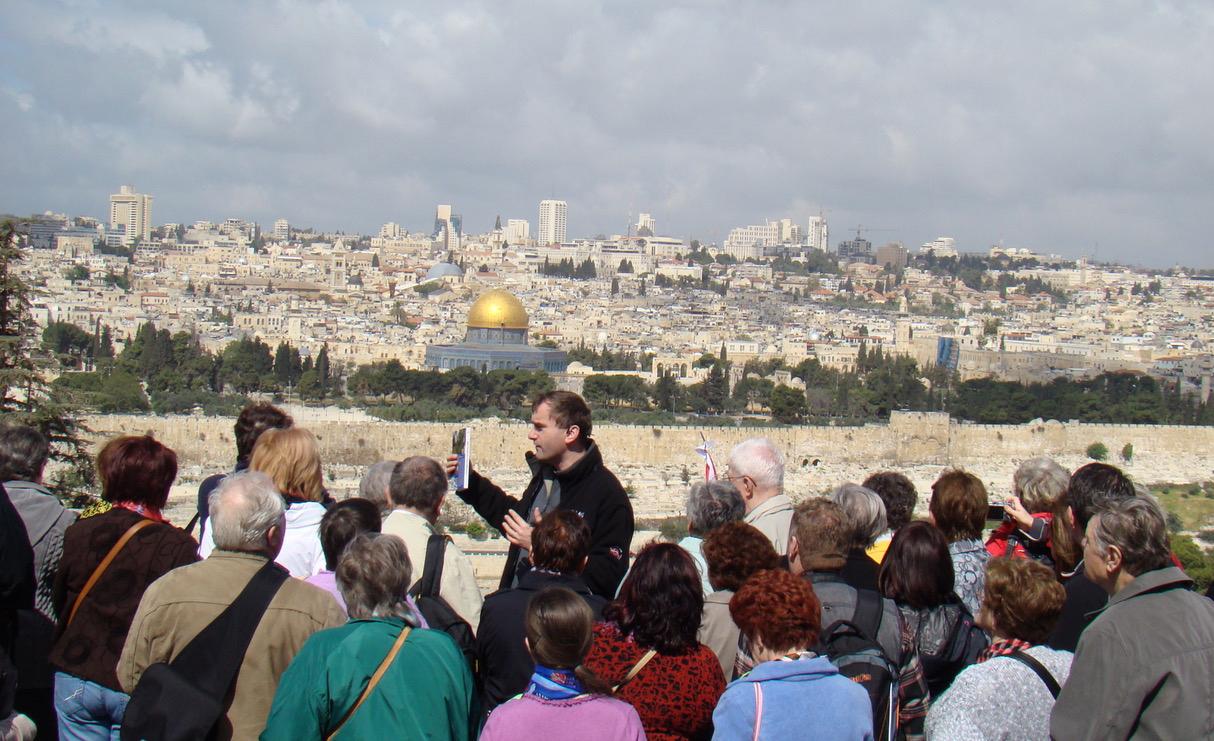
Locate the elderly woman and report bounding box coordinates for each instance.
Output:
[681,480,745,595]
[50,436,198,739]
[584,543,725,741]
[829,482,887,591]
[712,569,872,740]
[878,520,988,699]
[987,457,1070,564]
[261,534,476,740]
[926,558,1070,740]
[928,469,991,615]
[698,522,780,679]
[481,587,644,740]
[200,427,327,577]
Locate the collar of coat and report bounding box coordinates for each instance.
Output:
[525,440,603,485]
[1107,565,1194,609]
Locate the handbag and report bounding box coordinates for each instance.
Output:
[324,626,411,740]
[119,561,289,741]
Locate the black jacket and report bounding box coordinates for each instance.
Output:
[457,440,633,598]
[1047,567,1107,652]
[475,570,606,713]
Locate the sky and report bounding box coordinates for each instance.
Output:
[1,0,1212,267]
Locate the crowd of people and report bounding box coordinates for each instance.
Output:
[1,389,1213,740]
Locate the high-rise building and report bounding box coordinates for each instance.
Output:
[723,222,780,260]
[807,215,829,252]
[538,200,567,245]
[636,212,655,236]
[874,241,908,271]
[273,218,290,241]
[920,236,958,257]
[505,219,530,244]
[380,222,402,239]
[109,185,152,245]
[434,205,462,251]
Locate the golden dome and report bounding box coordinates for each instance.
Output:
[467,289,529,329]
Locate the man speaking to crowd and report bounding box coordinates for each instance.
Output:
[448,390,633,598]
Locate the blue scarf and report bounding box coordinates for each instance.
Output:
[526,664,585,701]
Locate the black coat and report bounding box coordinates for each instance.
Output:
[1047,568,1107,652]
[475,570,606,713]
[457,440,634,598]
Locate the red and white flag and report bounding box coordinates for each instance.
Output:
[695,441,718,481]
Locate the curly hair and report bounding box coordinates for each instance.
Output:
[929,469,988,542]
[982,558,1065,643]
[603,542,703,654]
[730,570,822,654]
[862,471,917,532]
[701,521,780,592]
[531,510,592,573]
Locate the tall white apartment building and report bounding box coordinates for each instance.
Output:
[921,236,958,257]
[109,185,152,245]
[380,222,402,239]
[807,215,829,251]
[505,219,530,244]
[636,212,655,236]
[723,222,780,260]
[273,218,290,241]
[538,200,567,245]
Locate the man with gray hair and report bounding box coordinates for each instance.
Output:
[383,456,482,630]
[726,437,793,553]
[681,480,745,595]
[1051,496,1214,739]
[358,460,396,515]
[118,472,345,740]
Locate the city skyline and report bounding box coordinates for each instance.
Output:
[2,2,1212,267]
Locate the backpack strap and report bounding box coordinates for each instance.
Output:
[326,626,411,740]
[851,589,884,643]
[410,533,449,599]
[751,682,764,741]
[67,519,155,626]
[1005,650,1060,699]
[168,561,290,700]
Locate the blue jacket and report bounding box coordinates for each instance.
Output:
[712,655,873,741]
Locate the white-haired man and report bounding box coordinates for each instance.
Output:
[726,437,793,553]
[118,472,345,740]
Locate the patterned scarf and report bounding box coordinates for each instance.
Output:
[526,664,585,701]
[978,637,1034,663]
[112,501,168,523]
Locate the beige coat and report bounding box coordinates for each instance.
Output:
[744,494,794,555]
[382,509,483,630]
[698,590,739,680]
[117,550,346,741]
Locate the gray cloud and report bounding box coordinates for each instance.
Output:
[2,0,1211,266]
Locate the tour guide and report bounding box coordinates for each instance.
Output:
[447,390,634,598]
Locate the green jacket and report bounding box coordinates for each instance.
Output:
[261,617,478,741]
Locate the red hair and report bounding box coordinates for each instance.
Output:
[97,435,178,508]
[730,570,822,653]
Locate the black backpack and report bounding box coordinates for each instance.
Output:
[917,599,989,699]
[408,533,477,670]
[816,589,899,741]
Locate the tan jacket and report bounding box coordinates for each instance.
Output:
[382,509,483,631]
[117,550,346,741]
[744,494,794,555]
[698,590,739,680]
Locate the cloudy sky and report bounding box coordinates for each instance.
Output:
[2,1,1211,267]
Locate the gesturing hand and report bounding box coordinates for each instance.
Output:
[503,508,542,550]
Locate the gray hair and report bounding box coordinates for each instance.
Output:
[686,480,745,536]
[209,471,285,551]
[1012,457,1070,512]
[0,425,49,483]
[728,438,784,490]
[359,461,396,514]
[829,482,888,549]
[1088,497,1171,578]
[336,533,418,623]
[388,456,446,515]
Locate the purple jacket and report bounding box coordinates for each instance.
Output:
[480,693,645,741]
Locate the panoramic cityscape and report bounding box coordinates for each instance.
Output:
[2,2,1213,740]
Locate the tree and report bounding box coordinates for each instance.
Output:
[0,223,94,504]
[1121,442,1134,462]
[611,277,619,296]
[315,343,331,396]
[1086,442,1109,461]
[769,385,808,423]
[42,321,93,369]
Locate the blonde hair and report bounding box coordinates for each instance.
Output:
[250,427,324,502]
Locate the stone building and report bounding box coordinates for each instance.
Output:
[424,289,568,372]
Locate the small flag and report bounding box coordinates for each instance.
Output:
[695,441,718,481]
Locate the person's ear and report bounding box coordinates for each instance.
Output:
[787,536,802,574]
[1106,543,1124,572]
[563,424,580,446]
